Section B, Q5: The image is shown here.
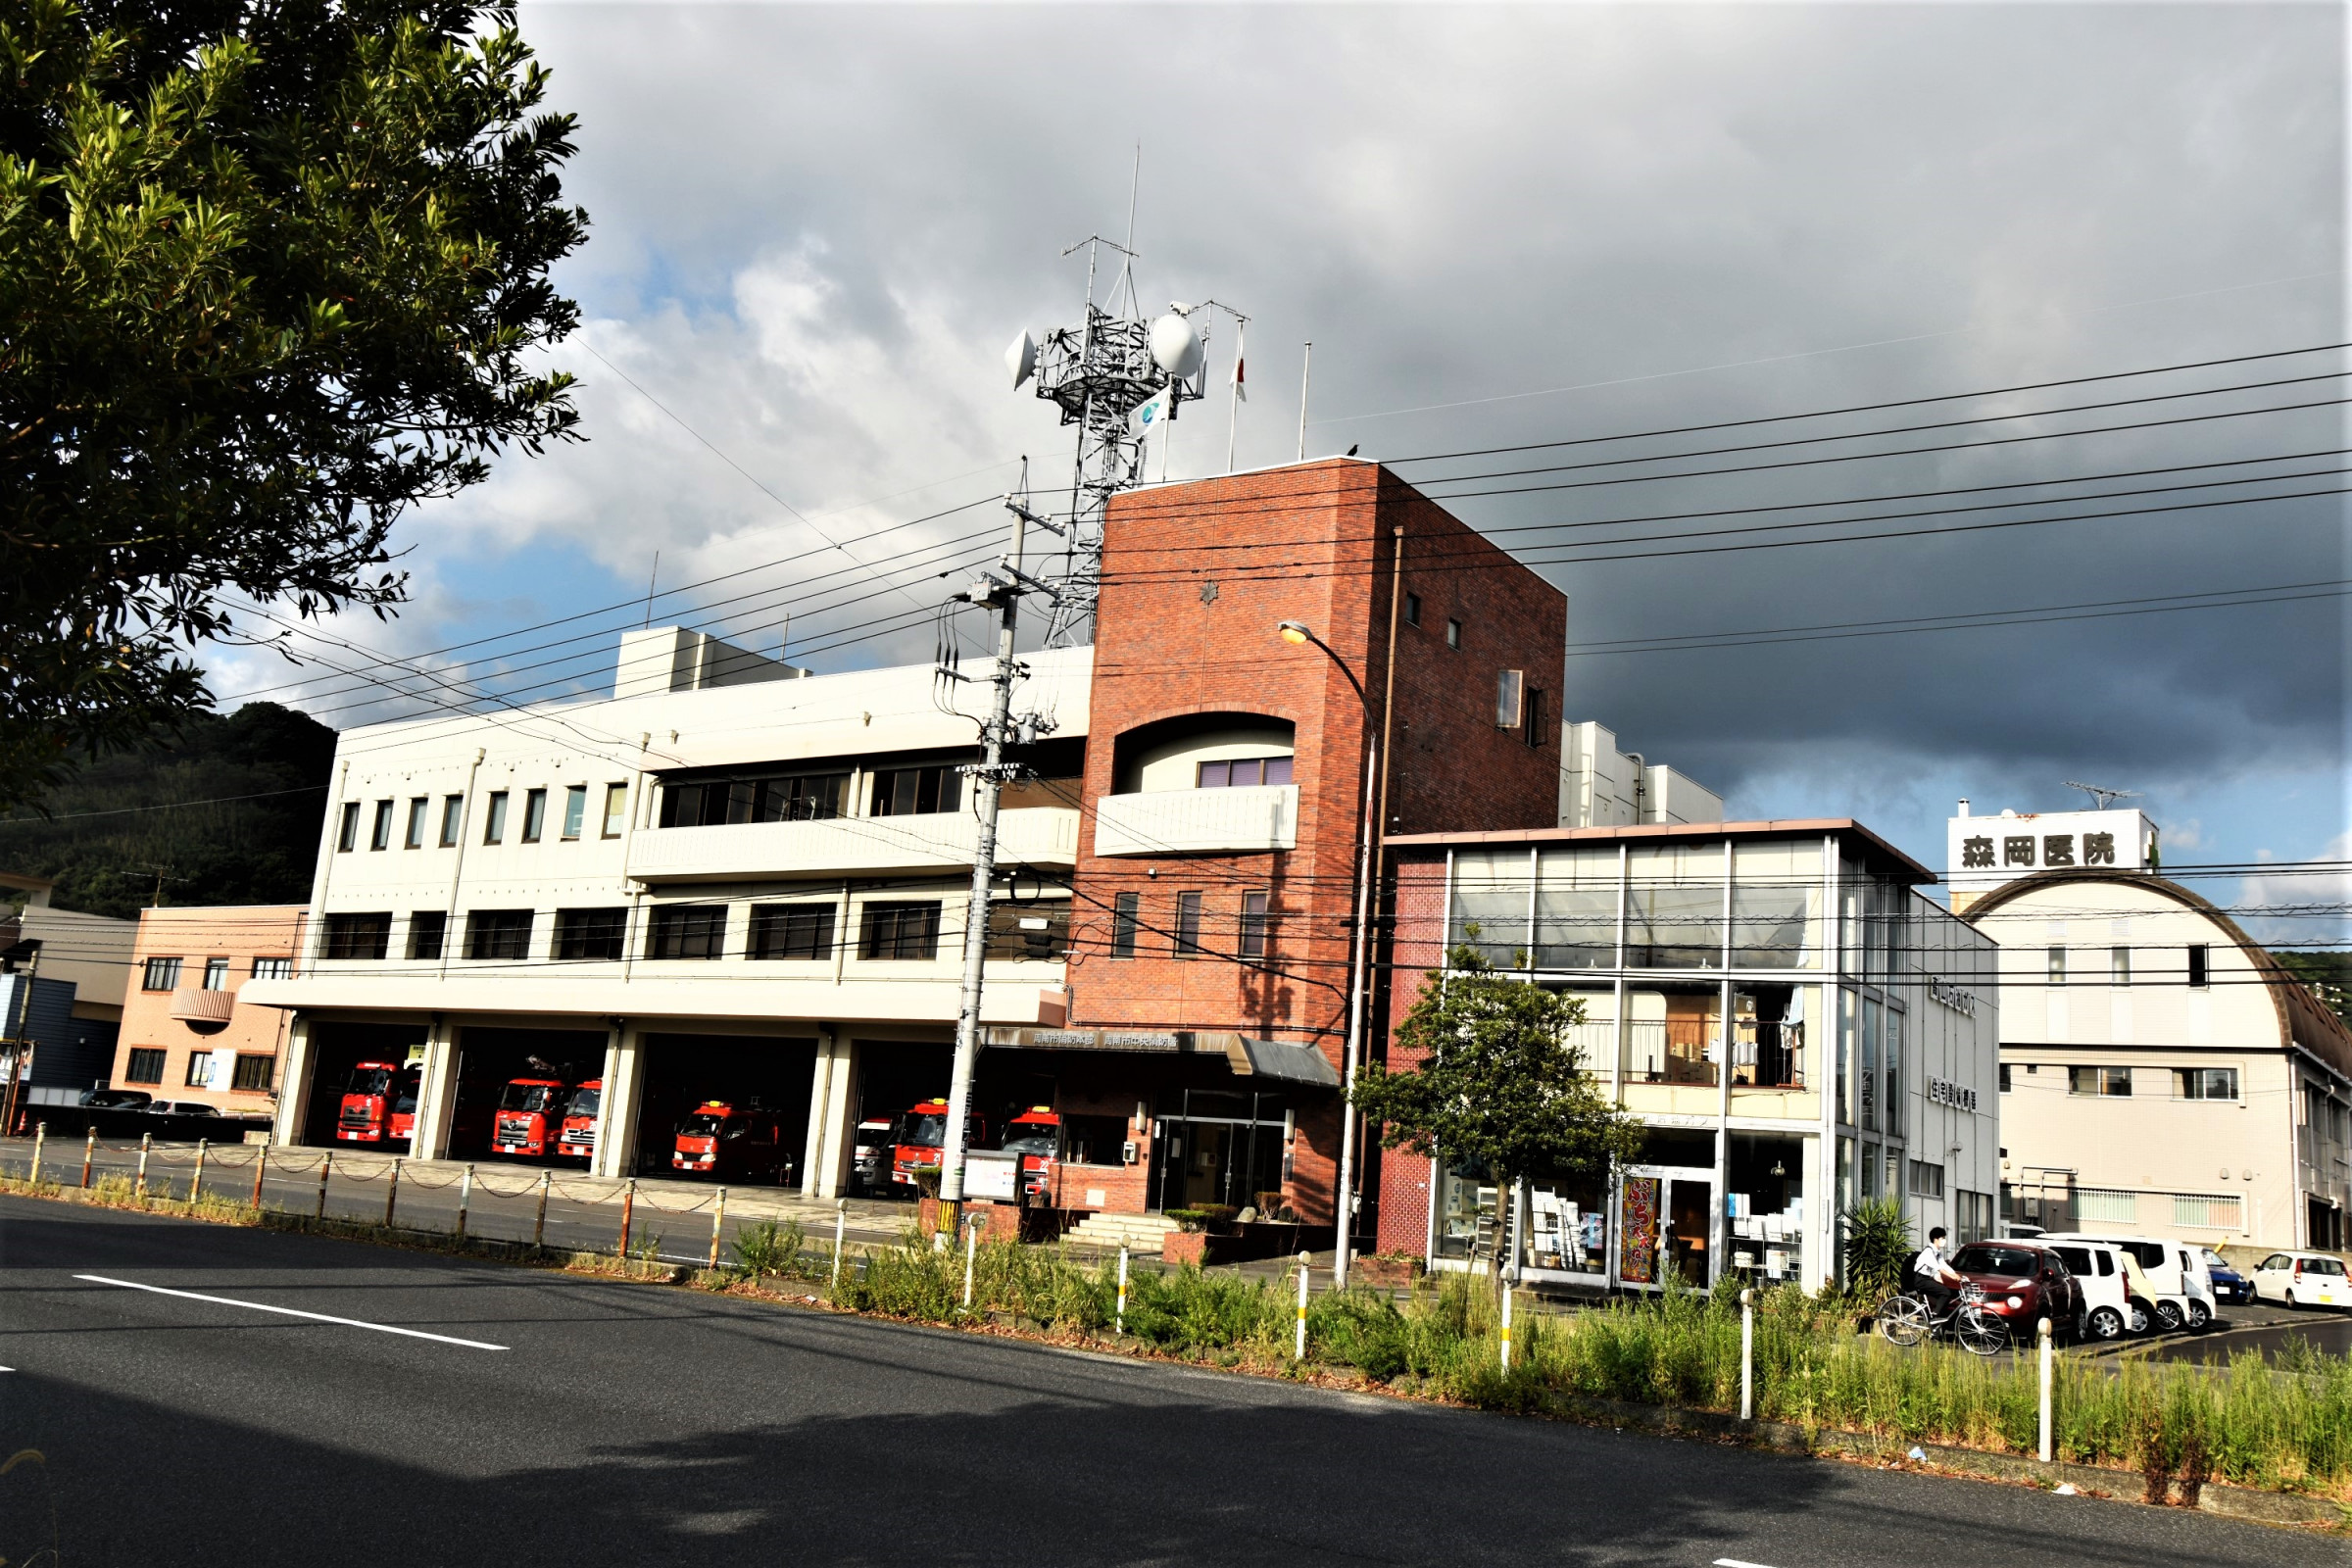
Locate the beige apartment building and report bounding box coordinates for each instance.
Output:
[115,906,308,1113]
[1969,867,2352,1253]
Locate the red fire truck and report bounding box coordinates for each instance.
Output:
[671,1100,793,1182]
[556,1077,601,1162]
[336,1061,418,1145]
[491,1075,570,1158]
[890,1098,988,1192]
[1000,1106,1061,1201]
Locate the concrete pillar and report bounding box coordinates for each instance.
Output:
[273,1015,315,1146]
[411,1018,460,1160]
[592,1026,645,1180]
[804,1029,859,1199]
[800,1026,837,1198]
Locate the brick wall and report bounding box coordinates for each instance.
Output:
[1374,853,1451,1253]
[1072,462,1565,1226]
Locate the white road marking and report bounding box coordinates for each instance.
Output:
[74,1275,508,1350]
[1715,1559,1782,1568]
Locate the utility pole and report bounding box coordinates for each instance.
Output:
[934,493,1054,1232]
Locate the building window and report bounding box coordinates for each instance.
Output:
[1446,616,1462,650]
[1907,1159,1945,1200]
[2176,1067,2238,1102]
[647,904,728,961]
[2173,1193,2243,1229]
[1110,892,1140,958]
[2079,1188,2138,1223]
[336,802,361,853]
[250,956,292,980]
[1197,757,1294,788]
[1999,1063,2012,1093]
[2046,946,2066,984]
[1174,891,1204,957]
[751,904,836,961]
[201,957,229,991]
[521,788,548,843]
[661,772,848,827]
[483,791,510,844]
[322,913,392,960]
[405,796,429,849]
[141,956,182,992]
[562,784,587,841]
[439,795,464,847]
[2069,1065,2132,1098]
[124,1049,166,1086]
[370,799,394,851]
[408,911,447,961]
[602,783,628,838]
[858,902,942,960]
[1495,668,1524,728]
[1239,892,1269,959]
[986,904,1069,961]
[869,765,963,817]
[2187,943,2210,988]
[463,909,535,961]
[231,1054,274,1093]
[1402,591,1421,627]
[555,907,629,961]
[2110,946,2131,986]
[185,1053,213,1087]
[1525,689,1545,747]
[1955,1190,1995,1245]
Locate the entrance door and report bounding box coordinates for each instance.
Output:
[1616,1165,1716,1288]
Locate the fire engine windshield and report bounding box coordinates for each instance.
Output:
[1001,1126,1056,1155]
[679,1112,734,1139]
[500,1083,560,1113]
[568,1086,601,1119]
[902,1113,948,1148]
[347,1066,394,1097]
[392,1089,417,1115]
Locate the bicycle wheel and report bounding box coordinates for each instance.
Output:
[1878,1294,1931,1347]
[1954,1306,2009,1357]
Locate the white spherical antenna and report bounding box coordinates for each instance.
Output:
[1006,329,1038,390]
[1149,312,1201,379]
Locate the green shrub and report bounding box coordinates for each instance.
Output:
[732,1218,807,1279]
[1839,1199,1911,1300]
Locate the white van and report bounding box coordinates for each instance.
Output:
[2044,1233,2213,1331]
[2043,1240,2163,1340]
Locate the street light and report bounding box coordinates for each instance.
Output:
[1273,618,1375,1286]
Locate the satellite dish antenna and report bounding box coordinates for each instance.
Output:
[1149,312,1201,379]
[1006,329,1038,390]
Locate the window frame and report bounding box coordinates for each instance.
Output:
[1494,668,1524,729]
[858,901,943,961]
[250,956,293,981]
[370,799,394,852]
[647,903,729,962]
[2187,943,2210,989]
[561,784,587,841]
[483,791,510,845]
[749,903,837,961]
[2068,1065,2133,1098]
[321,912,392,961]
[2175,1066,2239,1102]
[1174,891,1204,957]
[407,910,448,961]
[1402,591,1421,627]
[124,1048,167,1086]
[1524,688,1546,747]
[1110,892,1140,958]
[554,906,630,962]
[405,796,429,850]
[521,788,548,844]
[2046,946,2066,985]
[201,957,229,992]
[1239,891,1269,959]
[1446,616,1462,650]
[439,794,464,848]
[462,909,535,962]
[231,1054,274,1093]
[141,956,182,992]
[185,1053,213,1088]
[2111,945,2131,986]
[602,782,628,839]
[336,802,361,853]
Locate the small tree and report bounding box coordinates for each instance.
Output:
[1353,946,1642,1291]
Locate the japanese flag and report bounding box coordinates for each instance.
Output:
[1231,354,1247,402]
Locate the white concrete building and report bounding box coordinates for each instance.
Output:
[248,630,1091,1193]
[1946,802,2158,913]
[1558,721,1724,829]
[1965,868,2352,1253]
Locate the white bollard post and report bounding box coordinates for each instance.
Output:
[2037,1315,2054,1463]
[29,1121,44,1185]
[1740,1287,1755,1421]
[831,1198,846,1290]
[1296,1252,1311,1360]
[1116,1246,1129,1335]
[457,1163,473,1240]
[1500,1275,1514,1372]
[135,1132,152,1199]
[962,1213,977,1310]
[710,1187,727,1271]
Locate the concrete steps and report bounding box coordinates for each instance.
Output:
[1062,1209,1178,1250]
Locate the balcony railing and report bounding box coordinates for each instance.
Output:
[626,806,1080,883]
[169,987,235,1025]
[1092,785,1298,858]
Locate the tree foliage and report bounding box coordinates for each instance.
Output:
[1353,946,1644,1225]
[0,0,586,811]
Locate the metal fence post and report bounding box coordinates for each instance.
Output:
[192,1138,209,1203]
[1116,1246,1130,1335]
[250,1143,268,1209]
[81,1127,95,1189]
[617,1177,635,1258]
[315,1151,331,1218]
[709,1187,727,1270]
[961,1212,977,1311]
[831,1198,846,1290]
[457,1164,473,1240]
[383,1157,402,1228]
[29,1121,44,1185]
[2037,1316,2054,1463]
[1296,1252,1311,1360]
[534,1169,551,1250]
[135,1132,152,1200]
[1740,1287,1755,1421]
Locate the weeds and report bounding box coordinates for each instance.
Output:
[731,1218,809,1280]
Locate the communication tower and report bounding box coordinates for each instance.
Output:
[1006,234,1211,645]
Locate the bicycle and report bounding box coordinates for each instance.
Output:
[1876,1281,2010,1356]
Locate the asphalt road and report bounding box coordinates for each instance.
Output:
[0,1199,2335,1568]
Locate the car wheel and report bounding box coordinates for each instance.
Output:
[2128,1302,2152,1335]
[2284,1290,2298,1310]
[2186,1299,2213,1331]
[2154,1300,2184,1333]
[2087,1305,2125,1340]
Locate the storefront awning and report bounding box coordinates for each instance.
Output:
[1225,1036,1342,1087]
[981,1027,1341,1090]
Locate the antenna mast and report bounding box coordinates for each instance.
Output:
[2062,780,2141,811]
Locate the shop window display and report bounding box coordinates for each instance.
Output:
[1727,1134,1807,1284]
[1524,1175,1610,1276]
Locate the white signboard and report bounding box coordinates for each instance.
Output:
[1946,808,2155,899]
[962,1150,1019,1201]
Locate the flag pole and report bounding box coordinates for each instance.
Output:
[1297,341,1312,463]
[1227,321,1244,474]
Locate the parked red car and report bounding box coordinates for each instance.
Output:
[1949,1240,2084,1342]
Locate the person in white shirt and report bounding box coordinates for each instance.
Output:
[1909,1227,1965,1316]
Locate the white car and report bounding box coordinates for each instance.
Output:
[2044,1240,2162,1340]
[2043,1232,2213,1331]
[2249,1250,2352,1311]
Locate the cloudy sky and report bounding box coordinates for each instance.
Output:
[212,2,2347,935]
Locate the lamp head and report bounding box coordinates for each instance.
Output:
[1277,620,1312,645]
